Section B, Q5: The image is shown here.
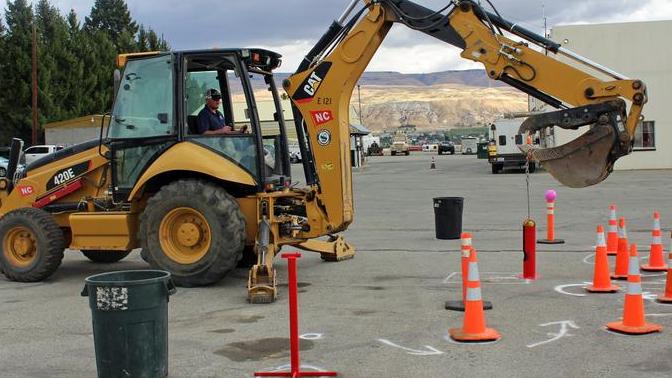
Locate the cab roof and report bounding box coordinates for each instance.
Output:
[117,48,282,72]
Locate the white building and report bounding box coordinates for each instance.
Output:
[547,20,671,170]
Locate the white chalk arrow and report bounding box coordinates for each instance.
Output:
[527,320,580,348]
[377,339,444,356]
[554,282,591,297]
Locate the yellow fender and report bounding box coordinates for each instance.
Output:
[128,142,256,200]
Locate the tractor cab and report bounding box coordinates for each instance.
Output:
[107,49,291,202]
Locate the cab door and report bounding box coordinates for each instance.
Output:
[107,53,177,202]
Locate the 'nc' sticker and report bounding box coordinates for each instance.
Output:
[310,110,333,126]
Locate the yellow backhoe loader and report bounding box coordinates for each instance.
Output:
[0,0,646,304]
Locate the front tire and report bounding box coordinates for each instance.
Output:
[139,180,246,287]
[0,208,65,282]
[82,250,131,263]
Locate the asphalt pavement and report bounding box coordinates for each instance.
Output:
[1,153,671,377]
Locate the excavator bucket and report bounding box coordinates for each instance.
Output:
[518,101,630,188]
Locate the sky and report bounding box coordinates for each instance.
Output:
[2,0,672,73]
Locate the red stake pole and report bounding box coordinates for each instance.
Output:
[254,252,337,377]
[521,219,538,279]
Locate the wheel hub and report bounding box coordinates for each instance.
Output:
[159,207,211,264]
[177,222,201,247]
[4,227,37,267]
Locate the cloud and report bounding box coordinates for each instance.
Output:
[2,0,670,72]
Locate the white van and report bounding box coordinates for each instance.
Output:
[460,137,478,154]
[488,116,538,174]
[23,145,64,165]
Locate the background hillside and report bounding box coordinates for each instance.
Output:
[276,69,528,132]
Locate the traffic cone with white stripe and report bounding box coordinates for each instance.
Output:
[445,232,493,311]
[606,244,662,334]
[430,156,436,169]
[611,217,629,280]
[607,204,618,256]
[449,249,500,342]
[656,243,672,303]
[586,225,620,293]
[641,211,667,271]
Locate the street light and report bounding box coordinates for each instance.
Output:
[357,84,363,124]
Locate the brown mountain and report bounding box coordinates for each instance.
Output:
[272,69,528,131]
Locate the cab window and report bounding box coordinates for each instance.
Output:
[108,54,175,139]
[184,55,258,175]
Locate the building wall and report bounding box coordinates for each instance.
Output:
[550,20,672,170]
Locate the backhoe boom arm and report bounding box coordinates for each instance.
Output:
[284,0,647,232]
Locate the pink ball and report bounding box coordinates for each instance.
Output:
[545,189,557,202]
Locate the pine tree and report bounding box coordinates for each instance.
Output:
[1,0,34,145]
[35,0,74,124]
[146,28,169,51]
[136,24,148,51]
[83,0,138,52]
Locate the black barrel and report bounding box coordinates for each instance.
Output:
[82,270,176,378]
[433,197,464,240]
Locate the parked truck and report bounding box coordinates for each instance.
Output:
[390,133,410,156]
[488,114,539,174]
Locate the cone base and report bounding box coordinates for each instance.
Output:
[449,327,500,342]
[585,284,620,293]
[640,264,668,272]
[606,250,617,256]
[444,300,493,312]
[610,273,628,280]
[656,295,672,303]
[538,239,565,244]
[606,321,662,335]
[516,273,540,280]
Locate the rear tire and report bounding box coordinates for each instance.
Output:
[82,250,131,263]
[528,162,536,173]
[0,208,65,282]
[491,164,501,174]
[139,180,246,287]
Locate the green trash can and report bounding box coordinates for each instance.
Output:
[82,270,176,378]
[477,142,489,159]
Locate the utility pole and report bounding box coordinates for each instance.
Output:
[32,22,38,145]
[357,84,363,124]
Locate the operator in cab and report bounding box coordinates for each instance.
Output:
[196,88,247,135]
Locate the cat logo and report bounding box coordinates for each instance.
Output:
[293,62,332,104]
[320,162,335,171]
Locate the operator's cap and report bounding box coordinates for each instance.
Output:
[205,88,221,100]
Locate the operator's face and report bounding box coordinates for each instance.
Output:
[206,97,221,111]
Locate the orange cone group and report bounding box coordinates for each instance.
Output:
[606,244,662,335]
[449,249,500,342]
[641,211,667,271]
[586,225,619,293]
[611,217,629,280]
[606,204,618,256]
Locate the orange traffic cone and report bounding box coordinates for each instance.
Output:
[606,204,618,256]
[611,217,629,280]
[657,247,672,303]
[586,225,620,293]
[606,244,662,334]
[641,211,667,271]
[449,249,500,342]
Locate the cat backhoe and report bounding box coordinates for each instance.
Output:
[0,0,646,304]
